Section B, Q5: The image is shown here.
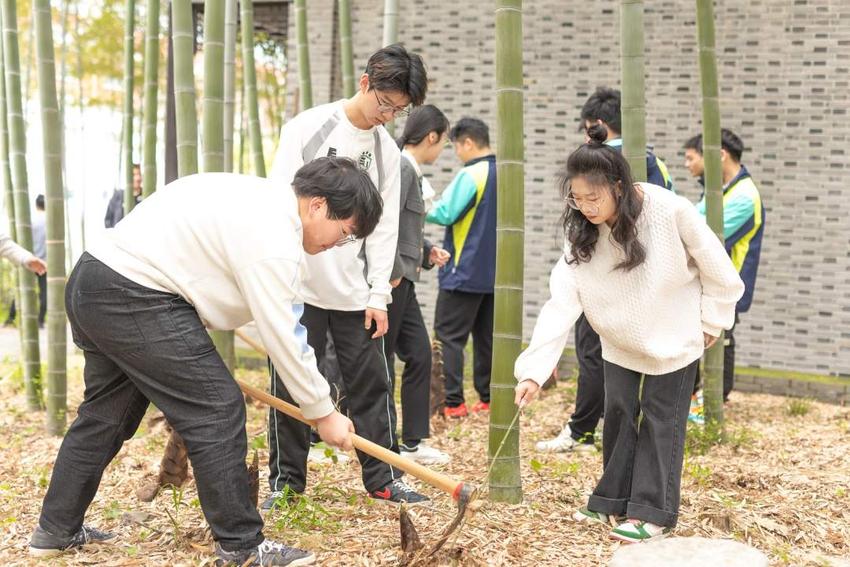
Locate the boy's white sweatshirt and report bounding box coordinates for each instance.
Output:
[515,183,745,384]
[270,100,400,312]
[86,173,334,420]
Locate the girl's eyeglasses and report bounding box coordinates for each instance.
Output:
[565,192,606,216]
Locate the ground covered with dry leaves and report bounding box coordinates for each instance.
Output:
[0,356,848,566]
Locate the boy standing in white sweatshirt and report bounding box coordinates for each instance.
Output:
[30,158,381,566]
[265,44,430,506]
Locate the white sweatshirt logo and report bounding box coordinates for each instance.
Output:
[358,150,373,171]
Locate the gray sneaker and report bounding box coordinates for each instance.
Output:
[215,539,316,566]
[29,524,116,557]
[260,488,301,512]
[368,479,430,505]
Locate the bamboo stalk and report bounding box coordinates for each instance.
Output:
[239,0,264,176]
[0,7,21,391]
[294,0,312,110]
[489,0,525,504]
[34,0,68,435]
[202,0,234,371]
[171,0,197,177]
[58,0,71,272]
[0,6,14,243]
[222,0,236,172]
[381,0,398,47]
[141,0,160,198]
[620,0,647,182]
[338,0,355,98]
[381,0,398,135]
[122,0,136,212]
[696,0,725,426]
[73,0,85,251]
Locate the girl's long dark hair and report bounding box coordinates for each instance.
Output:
[396,104,450,149]
[560,123,646,271]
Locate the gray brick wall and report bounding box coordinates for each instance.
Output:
[282,0,850,377]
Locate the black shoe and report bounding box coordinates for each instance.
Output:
[260,488,301,512]
[215,539,315,566]
[368,479,429,505]
[29,524,115,557]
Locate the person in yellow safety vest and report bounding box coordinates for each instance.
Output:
[685,128,765,401]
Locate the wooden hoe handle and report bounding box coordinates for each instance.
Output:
[236,378,465,500]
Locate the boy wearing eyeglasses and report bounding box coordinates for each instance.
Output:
[264,44,430,507]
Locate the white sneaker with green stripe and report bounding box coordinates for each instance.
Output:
[609,519,671,543]
[572,507,619,526]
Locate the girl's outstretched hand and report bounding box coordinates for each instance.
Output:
[514,379,540,408]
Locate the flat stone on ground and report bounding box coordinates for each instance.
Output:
[609,536,769,567]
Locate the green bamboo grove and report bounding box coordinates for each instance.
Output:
[1,0,42,411]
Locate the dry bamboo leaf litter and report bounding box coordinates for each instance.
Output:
[0,358,848,566]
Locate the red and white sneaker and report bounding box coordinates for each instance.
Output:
[471,401,490,413]
[443,403,468,419]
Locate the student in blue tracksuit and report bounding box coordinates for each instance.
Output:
[537,87,675,454]
[426,118,497,418]
[580,87,674,191]
[684,129,765,400]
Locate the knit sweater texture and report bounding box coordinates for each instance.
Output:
[515,183,744,383]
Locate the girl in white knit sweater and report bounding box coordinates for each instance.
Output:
[514,124,744,543]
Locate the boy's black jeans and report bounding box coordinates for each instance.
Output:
[38,253,264,552]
